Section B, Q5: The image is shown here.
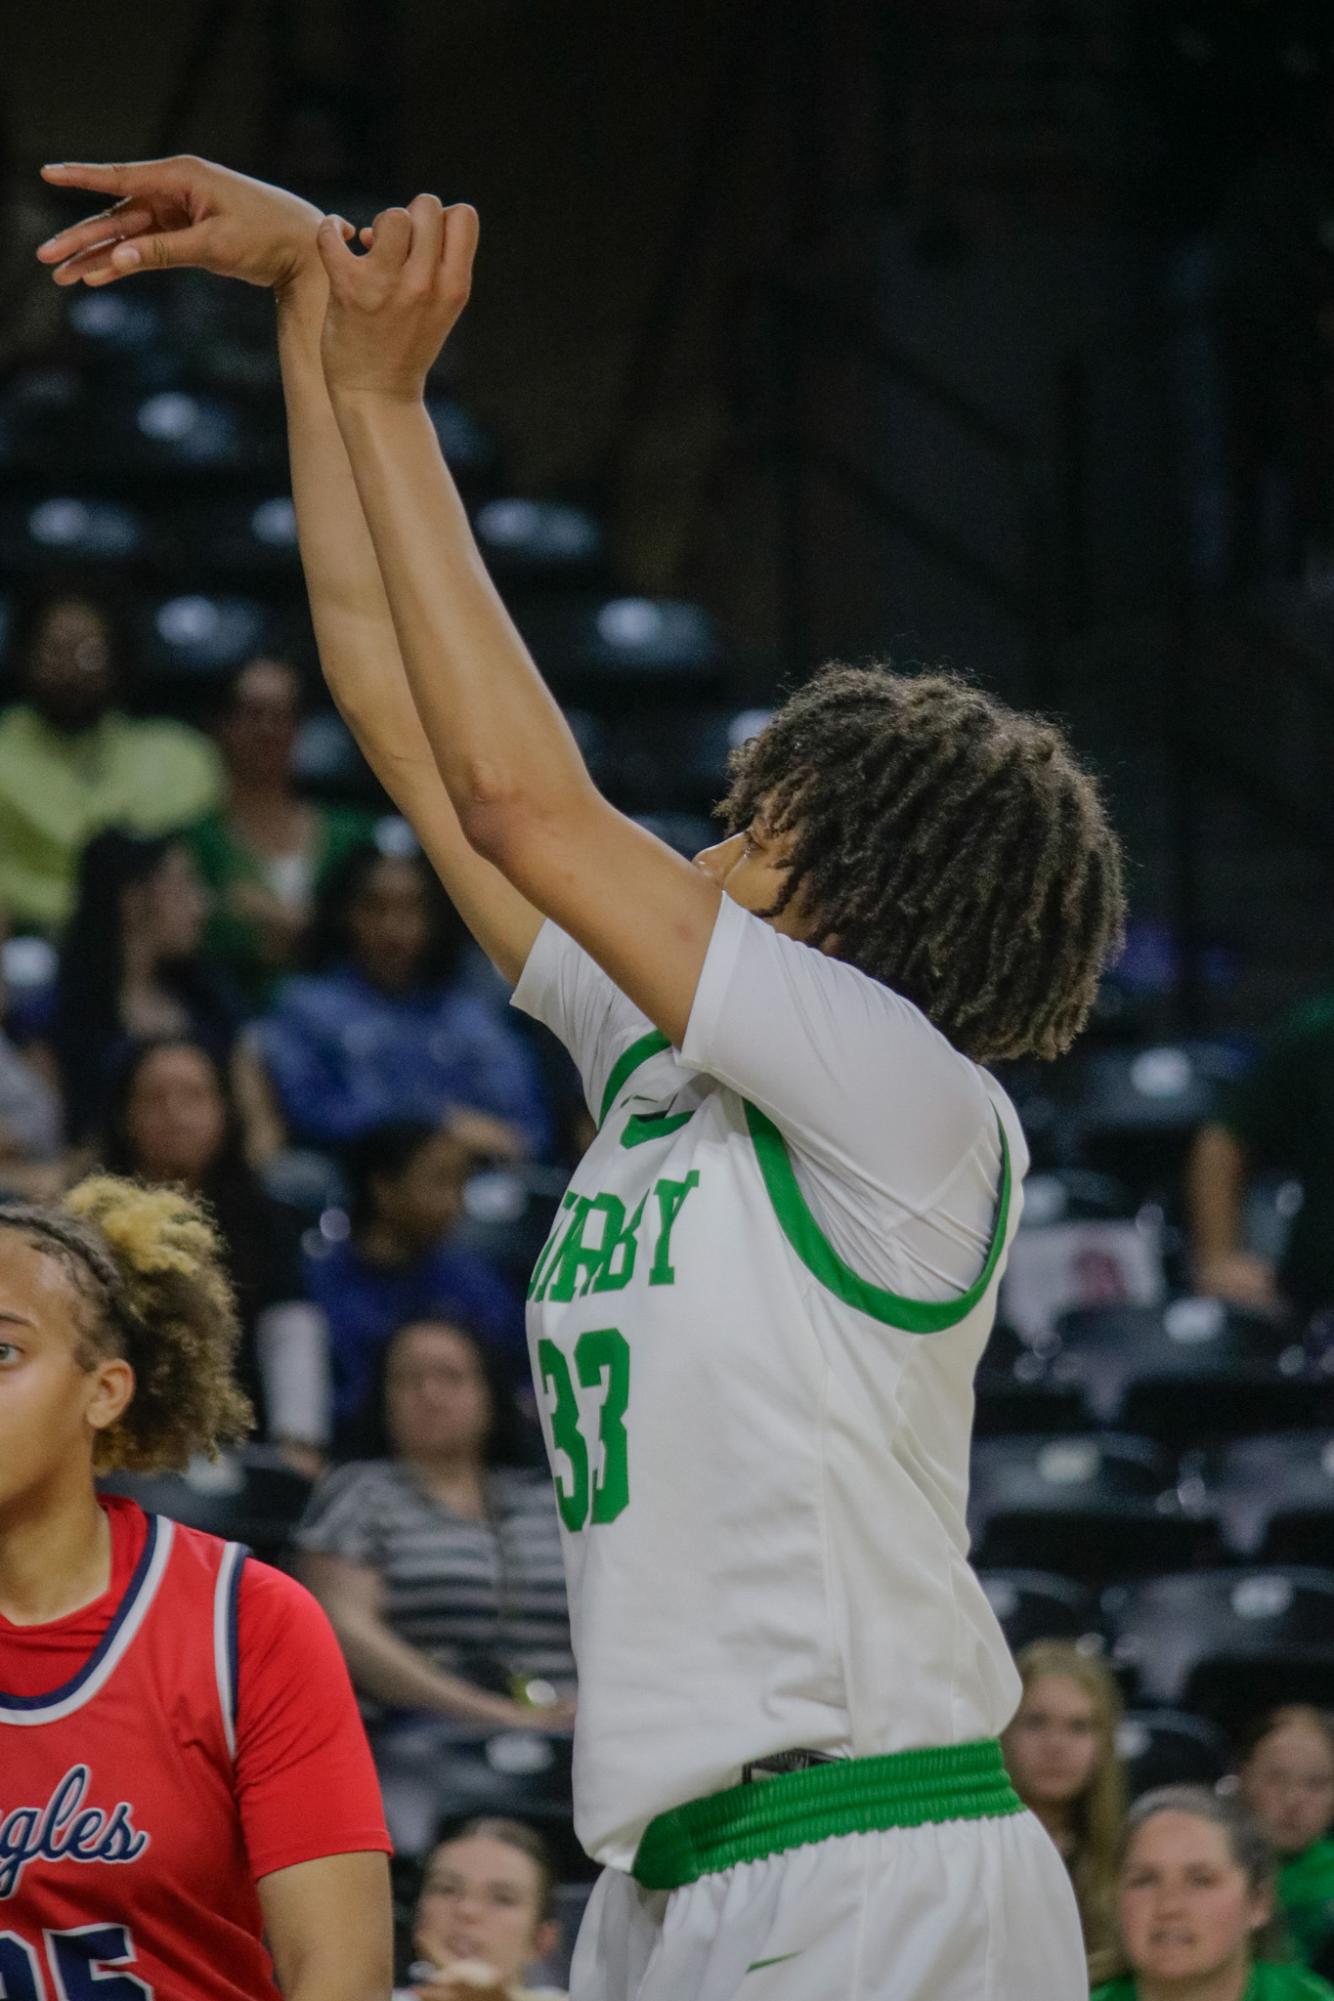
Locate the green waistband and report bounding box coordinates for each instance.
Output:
[632,1737,1022,1891]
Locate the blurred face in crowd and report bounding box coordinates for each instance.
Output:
[126,846,208,965]
[1004,1672,1102,1812]
[24,597,118,732]
[371,1133,468,1252]
[1119,1810,1269,1991]
[345,855,434,993]
[385,1321,492,1466]
[217,657,301,790]
[124,1045,228,1187]
[1241,1718,1334,1859]
[413,1832,555,1985]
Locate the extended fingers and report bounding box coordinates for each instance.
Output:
[37,199,154,266]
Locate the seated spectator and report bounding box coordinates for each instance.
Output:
[1092,1786,1334,2001]
[102,1035,330,1473]
[395,1820,566,2000]
[258,839,550,1157]
[303,1120,523,1447]
[297,1318,574,1851]
[30,828,281,1157]
[1002,1640,1126,1983]
[0,908,63,1199]
[1238,1708,1334,1974]
[187,655,376,1009]
[1188,994,1334,1317]
[0,584,221,930]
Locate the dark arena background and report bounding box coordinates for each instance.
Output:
[2,3,1333,1993]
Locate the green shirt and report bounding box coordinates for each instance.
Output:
[1223,994,1334,1309]
[0,705,222,929]
[1280,1840,1334,1969]
[185,804,376,1008]
[1092,1964,1334,2001]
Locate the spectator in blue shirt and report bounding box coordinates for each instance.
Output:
[304,1118,524,1449]
[258,839,551,1159]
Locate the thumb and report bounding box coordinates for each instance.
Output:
[108,221,214,275]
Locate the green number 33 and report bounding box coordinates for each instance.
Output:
[537,1328,631,1530]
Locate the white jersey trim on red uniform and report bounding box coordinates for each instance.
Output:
[0,1515,175,1727]
[212,1541,247,1762]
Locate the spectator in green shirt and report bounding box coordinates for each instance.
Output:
[1091,1785,1334,2001]
[1239,1709,1334,1975]
[186,656,375,1008]
[1188,995,1334,1318]
[0,585,222,931]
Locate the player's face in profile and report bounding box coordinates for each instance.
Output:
[1241,1722,1334,1857]
[1118,1812,1268,1986]
[384,1321,492,1463]
[693,811,814,942]
[414,1834,554,1986]
[1003,1673,1101,1809]
[0,1234,129,1512]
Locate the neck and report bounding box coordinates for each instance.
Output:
[407,1455,486,1512]
[0,1467,110,1625]
[1137,1957,1252,2001]
[1030,1800,1075,1852]
[228,776,300,821]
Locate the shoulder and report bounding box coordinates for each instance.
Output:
[1088,1981,1136,2001]
[304,1458,404,1517]
[1255,1967,1334,2000]
[118,714,220,769]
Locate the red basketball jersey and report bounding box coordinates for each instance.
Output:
[1,1510,283,2001]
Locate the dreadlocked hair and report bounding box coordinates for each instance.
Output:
[0,1177,253,1474]
[721,662,1126,1063]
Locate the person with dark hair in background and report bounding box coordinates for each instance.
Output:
[396,1820,567,2000]
[258,839,550,1159]
[0,585,221,931]
[298,1317,575,1853]
[39,154,1129,2001]
[1092,1786,1334,2001]
[102,1034,331,1475]
[30,827,279,1157]
[303,1118,522,1449]
[1002,1641,1127,1983]
[187,654,376,1009]
[0,906,64,1200]
[1238,1708,1334,1975]
[0,1174,393,1999]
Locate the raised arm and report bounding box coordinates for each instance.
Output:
[36,156,542,982]
[315,199,724,1047]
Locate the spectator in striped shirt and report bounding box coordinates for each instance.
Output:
[296,1316,575,1853]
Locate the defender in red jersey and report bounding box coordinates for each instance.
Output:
[0,1176,393,2001]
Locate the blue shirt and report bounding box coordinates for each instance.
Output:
[303,1234,525,1429]
[258,964,551,1155]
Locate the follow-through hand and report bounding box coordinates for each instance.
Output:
[315,194,479,403]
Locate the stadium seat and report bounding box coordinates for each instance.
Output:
[0,362,95,474]
[153,493,302,582]
[84,383,274,479]
[511,594,724,701]
[1050,1040,1245,1195]
[449,1166,571,1289]
[974,1322,1092,1436]
[474,498,607,584]
[1186,1431,1334,1562]
[969,1433,1195,1577]
[426,395,502,496]
[64,284,167,368]
[1105,1567,1334,1708]
[1000,1181,1166,1344]
[0,495,149,573]
[1050,1298,1308,1437]
[136,593,276,696]
[99,1447,314,1567]
[976,1568,1102,1651]
[1117,1710,1230,1797]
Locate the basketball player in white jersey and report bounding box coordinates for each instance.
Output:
[39,158,1125,1999]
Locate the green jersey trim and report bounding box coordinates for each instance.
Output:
[633,1737,1021,1890]
[743,1100,1012,1332]
[598,1030,671,1128]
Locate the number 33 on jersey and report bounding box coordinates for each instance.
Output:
[530,1167,700,1533]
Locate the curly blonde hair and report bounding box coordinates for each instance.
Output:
[0,1176,253,1473]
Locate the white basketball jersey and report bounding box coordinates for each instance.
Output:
[514,899,1026,1870]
